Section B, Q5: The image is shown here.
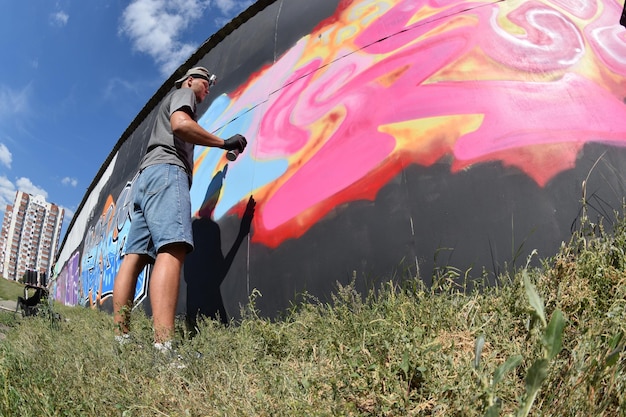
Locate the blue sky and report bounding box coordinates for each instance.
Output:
[0,0,253,234]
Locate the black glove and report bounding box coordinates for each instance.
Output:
[223,134,247,152]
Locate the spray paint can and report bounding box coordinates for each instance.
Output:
[226,149,239,161]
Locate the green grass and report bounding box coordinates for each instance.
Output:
[1,212,626,416]
[0,277,26,301]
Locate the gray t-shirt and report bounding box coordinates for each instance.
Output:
[139,88,196,182]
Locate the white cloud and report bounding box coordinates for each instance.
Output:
[61,177,78,187]
[0,176,16,210]
[60,205,75,221]
[15,177,48,200]
[213,0,237,14]
[119,0,211,76]
[103,77,141,100]
[50,11,69,27]
[119,0,253,75]
[214,0,252,15]
[0,85,31,121]
[0,144,12,169]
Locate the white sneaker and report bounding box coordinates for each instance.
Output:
[154,341,187,369]
[115,334,131,345]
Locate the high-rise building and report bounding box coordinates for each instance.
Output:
[0,191,64,285]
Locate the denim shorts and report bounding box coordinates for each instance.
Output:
[123,164,194,259]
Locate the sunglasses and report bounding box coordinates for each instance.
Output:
[192,73,217,87]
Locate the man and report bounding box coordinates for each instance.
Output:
[113,66,247,350]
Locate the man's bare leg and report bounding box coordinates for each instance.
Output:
[113,253,150,335]
[150,244,187,343]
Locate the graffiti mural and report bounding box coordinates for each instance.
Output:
[193,0,626,245]
[54,251,80,306]
[52,0,626,319]
[53,180,149,308]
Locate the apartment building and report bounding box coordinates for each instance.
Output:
[0,191,64,285]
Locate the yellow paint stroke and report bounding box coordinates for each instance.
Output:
[379,114,484,165]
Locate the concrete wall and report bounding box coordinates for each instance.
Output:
[52,0,626,320]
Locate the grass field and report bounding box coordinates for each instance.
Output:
[0,277,26,301]
[0,212,625,416]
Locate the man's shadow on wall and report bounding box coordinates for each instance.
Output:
[184,165,255,333]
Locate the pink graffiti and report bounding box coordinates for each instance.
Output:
[258,60,321,156]
[548,0,596,19]
[451,73,626,184]
[219,0,626,246]
[261,34,470,234]
[586,0,626,78]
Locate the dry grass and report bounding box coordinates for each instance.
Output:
[1,215,626,416]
